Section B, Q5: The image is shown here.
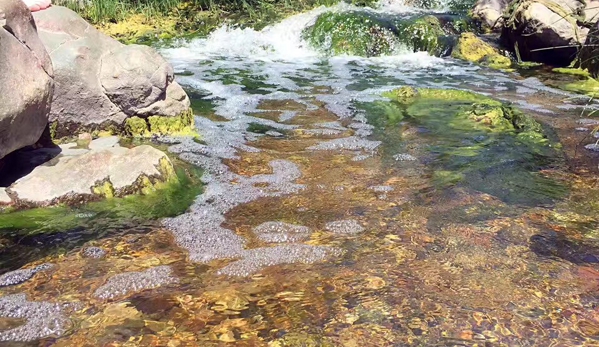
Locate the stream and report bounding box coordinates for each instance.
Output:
[3,1,599,346]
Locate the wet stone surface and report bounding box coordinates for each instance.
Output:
[82,247,107,259]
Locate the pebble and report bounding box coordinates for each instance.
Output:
[585,143,599,152]
[82,247,107,259]
[325,219,365,234]
[306,136,381,151]
[393,153,417,161]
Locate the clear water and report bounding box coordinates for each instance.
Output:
[3,2,599,346]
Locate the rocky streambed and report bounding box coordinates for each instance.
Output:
[4,0,599,346]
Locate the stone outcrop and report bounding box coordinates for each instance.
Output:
[501,0,587,65]
[472,0,510,31]
[31,6,190,136]
[0,0,53,159]
[2,136,176,206]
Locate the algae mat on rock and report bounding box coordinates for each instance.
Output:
[358,87,567,205]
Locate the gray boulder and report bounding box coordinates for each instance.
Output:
[31,6,190,135]
[472,0,509,31]
[0,0,53,159]
[501,0,587,65]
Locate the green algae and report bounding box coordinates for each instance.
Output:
[302,11,400,57]
[361,87,566,205]
[451,33,511,69]
[0,162,203,236]
[552,67,590,77]
[395,15,446,55]
[125,109,196,137]
[562,77,599,97]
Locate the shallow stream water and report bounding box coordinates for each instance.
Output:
[4,2,599,346]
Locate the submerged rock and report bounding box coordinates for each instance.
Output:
[306,136,381,152]
[94,265,178,300]
[31,6,190,136]
[0,294,73,342]
[82,247,107,259]
[451,33,511,69]
[472,0,509,31]
[302,11,400,57]
[6,143,175,206]
[325,219,365,234]
[0,263,54,287]
[253,221,312,243]
[0,0,53,160]
[218,245,342,277]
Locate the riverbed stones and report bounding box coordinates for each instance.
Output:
[31,6,190,135]
[0,0,53,160]
[5,142,175,206]
[94,266,178,300]
[0,294,72,342]
[82,247,107,259]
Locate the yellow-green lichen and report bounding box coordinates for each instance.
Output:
[158,157,178,182]
[451,33,511,69]
[563,77,599,96]
[552,67,590,77]
[126,109,197,138]
[93,181,115,199]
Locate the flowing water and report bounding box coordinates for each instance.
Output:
[4,2,599,346]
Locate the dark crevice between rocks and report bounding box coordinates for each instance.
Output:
[0,125,60,188]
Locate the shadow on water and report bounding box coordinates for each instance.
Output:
[530,230,599,264]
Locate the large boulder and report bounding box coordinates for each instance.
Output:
[31,6,190,136]
[472,0,509,31]
[0,0,53,159]
[501,0,587,65]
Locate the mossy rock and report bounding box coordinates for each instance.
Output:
[451,33,511,69]
[125,109,196,137]
[302,11,400,57]
[562,77,599,96]
[368,87,566,205]
[395,15,448,55]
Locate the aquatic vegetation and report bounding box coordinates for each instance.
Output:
[562,77,599,97]
[395,15,447,55]
[302,11,400,57]
[125,109,196,137]
[451,33,511,69]
[362,87,567,205]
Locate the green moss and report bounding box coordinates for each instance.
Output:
[563,77,599,96]
[0,161,203,236]
[552,67,590,77]
[362,87,566,205]
[147,109,195,136]
[302,11,400,57]
[396,15,446,55]
[125,116,149,137]
[125,109,197,138]
[451,33,511,69]
[92,181,115,199]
